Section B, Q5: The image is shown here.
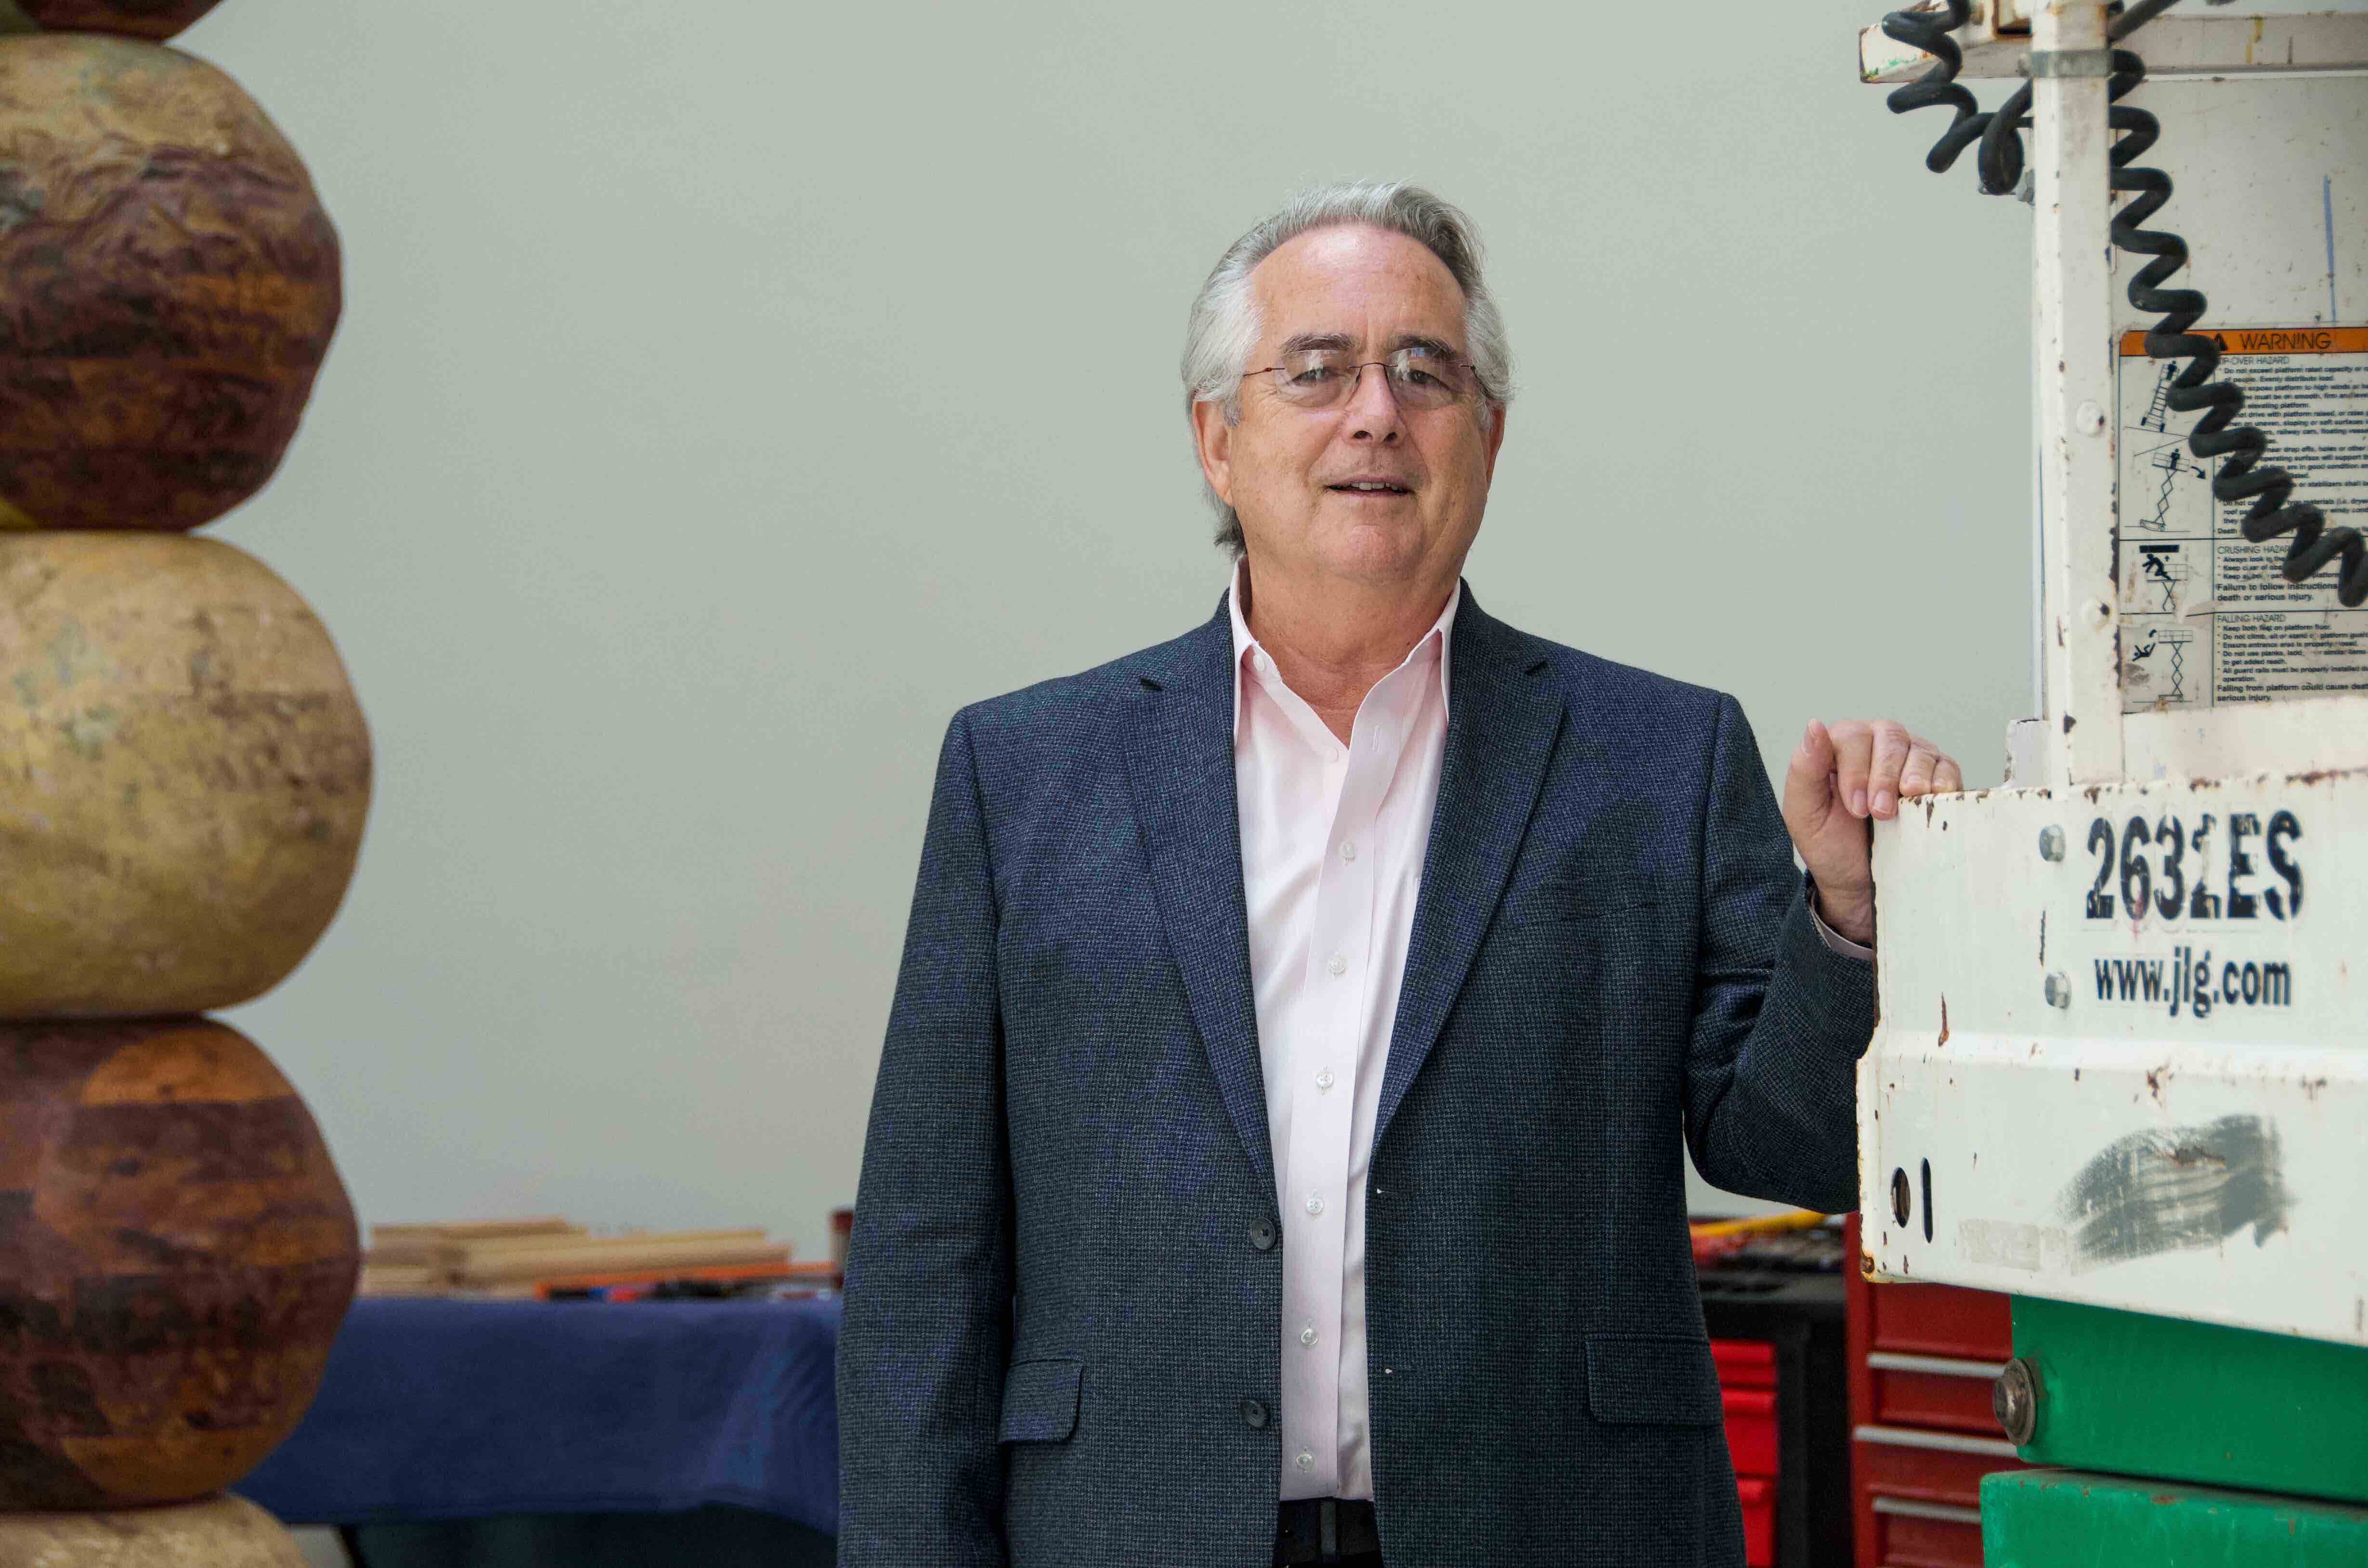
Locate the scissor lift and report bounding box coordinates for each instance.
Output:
[1856,1,2368,1557]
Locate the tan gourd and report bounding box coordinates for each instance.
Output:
[0,533,370,1017]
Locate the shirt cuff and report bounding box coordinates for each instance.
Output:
[1805,877,1874,961]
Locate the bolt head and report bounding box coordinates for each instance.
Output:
[2044,972,2071,1009]
[1994,1357,2040,1446]
[2039,825,2066,861]
[2076,401,2107,436]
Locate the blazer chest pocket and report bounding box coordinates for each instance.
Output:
[1510,880,1659,928]
[999,1357,1083,1443]
[1583,1334,1722,1426]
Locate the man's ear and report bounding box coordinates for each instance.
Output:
[1482,402,1508,481]
[1191,400,1234,507]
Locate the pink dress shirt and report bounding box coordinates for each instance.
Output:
[1229,562,1456,1503]
[1229,563,1872,1504]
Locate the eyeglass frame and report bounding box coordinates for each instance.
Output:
[1236,343,1483,411]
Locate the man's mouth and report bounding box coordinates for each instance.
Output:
[1327,480,1413,495]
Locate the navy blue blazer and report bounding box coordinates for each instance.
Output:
[838,589,1874,1567]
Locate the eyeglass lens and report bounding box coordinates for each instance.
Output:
[1267,349,1471,410]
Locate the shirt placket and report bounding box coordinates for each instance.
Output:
[1280,699,1408,1496]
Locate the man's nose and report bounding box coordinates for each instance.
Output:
[1345,364,1404,442]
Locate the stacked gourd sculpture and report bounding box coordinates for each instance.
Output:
[0,5,366,1562]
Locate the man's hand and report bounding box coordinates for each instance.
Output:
[1781,719,1963,946]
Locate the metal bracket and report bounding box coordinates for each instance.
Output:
[2027,48,2113,77]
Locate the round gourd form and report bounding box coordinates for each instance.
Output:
[0,35,340,531]
[0,533,371,1017]
[0,1494,309,1566]
[0,1,227,41]
[0,1019,360,1510]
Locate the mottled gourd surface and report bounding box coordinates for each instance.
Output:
[0,1019,359,1510]
[0,1,227,42]
[0,1493,310,1565]
[0,533,371,1017]
[0,34,340,531]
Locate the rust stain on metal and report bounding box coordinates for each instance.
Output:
[1937,996,1950,1046]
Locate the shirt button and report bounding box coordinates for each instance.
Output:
[1240,1398,1270,1430]
[1305,1193,1325,1217]
[1300,1324,1318,1347]
[1314,1069,1334,1092]
[1295,1450,1314,1471]
[1253,652,1272,674]
[1340,840,1357,862]
[1248,1219,1277,1252]
[1326,953,1347,977]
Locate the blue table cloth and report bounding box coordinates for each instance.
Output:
[235,1296,840,1536]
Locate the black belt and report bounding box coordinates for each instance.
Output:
[1275,1498,1379,1565]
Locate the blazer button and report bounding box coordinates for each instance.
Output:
[1248,1220,1277,1252]
[1240,1398,1270,1430]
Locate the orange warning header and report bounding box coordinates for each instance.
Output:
[2119,326,2367,356]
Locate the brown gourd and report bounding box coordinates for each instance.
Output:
[0,34,340,532]
[0,2,227,42]
[0,1018,359,1509]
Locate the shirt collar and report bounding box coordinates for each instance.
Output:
[1226,557,1458,744]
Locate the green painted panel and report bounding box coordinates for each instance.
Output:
[2012,1296,2368,1503]
[1984,1469,2368,1568]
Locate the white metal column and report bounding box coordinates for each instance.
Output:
[2032,0,2123,784]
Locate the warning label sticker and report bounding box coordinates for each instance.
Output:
[2116,327,2368,712]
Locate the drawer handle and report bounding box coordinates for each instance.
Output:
[1853,1423,2021,1459]
[1866,1352,2007,1379]
[1873,1496,1985,1526]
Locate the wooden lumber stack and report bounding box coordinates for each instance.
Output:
[360,1219,797,1297]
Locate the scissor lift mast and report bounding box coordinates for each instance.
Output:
[1856,0,2368,1552]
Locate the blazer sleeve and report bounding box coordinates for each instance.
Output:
[837,708,1014,1568]
[1680,693,1876,1216]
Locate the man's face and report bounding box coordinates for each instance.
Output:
[1195,223,1505,593]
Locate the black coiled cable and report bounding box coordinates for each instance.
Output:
[1880,5,2365,605]
[1878,0,2033,194]
[1875,0,2027,195]
[2107,50,2368,605]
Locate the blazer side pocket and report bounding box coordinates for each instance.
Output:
[998,1357,1084,1443]
[1582,1334,1722,1426]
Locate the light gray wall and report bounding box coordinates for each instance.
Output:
[195,0,2034,1256]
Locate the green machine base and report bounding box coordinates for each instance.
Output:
[2008,1296,2368,1504]
[1984,1471,2368,1568]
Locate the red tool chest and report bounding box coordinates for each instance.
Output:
[1844,1213,2026,1567]
[1711,1336,1780,1565]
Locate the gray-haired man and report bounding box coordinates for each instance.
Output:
[839,182,1960,1568]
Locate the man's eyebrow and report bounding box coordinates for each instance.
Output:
[1275,331,1466,358]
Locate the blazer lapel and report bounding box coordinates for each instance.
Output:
[1122,599,1275,1189]
[1373,592,1567,1153]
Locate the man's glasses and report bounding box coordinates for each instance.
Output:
[1244,347,1478,412]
